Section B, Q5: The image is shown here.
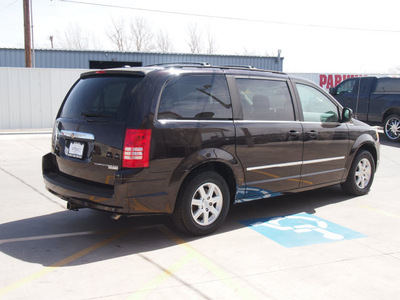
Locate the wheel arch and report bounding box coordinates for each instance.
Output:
[382,108,400,124]
[341,148,376,196]
[179,162,237,205]
[356,143,378,169]
[170,149,243,211]
[343,134,379,181]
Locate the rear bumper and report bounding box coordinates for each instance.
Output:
[42,153,174,214]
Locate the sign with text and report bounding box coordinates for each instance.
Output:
[289,73,369,91]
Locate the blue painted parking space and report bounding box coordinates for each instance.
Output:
[240,213,365,248]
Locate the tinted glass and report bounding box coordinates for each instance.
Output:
[158,75,232,120]
[236,78,295,121]
[296,83,339,122]
[374,78,400,93]
[60,76,143,121]
[337,79,356,94]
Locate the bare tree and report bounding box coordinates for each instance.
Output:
[391,66,400,74]
[206,30,217,54]
[156,30,173,53]
[58,23,102,50]
[240,48,262,56]
[60,23,92,50]
[187,23,203,54]
[107,18,131,51]
[130,17,154,52]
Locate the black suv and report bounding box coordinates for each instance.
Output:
[43,63,380,235]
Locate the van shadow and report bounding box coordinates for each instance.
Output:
[0,185,352,267]
[0,210,175,267]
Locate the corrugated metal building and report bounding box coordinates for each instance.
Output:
[0,49,284,129]
[0,48,283,71]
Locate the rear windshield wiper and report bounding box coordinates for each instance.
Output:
[81,112,115,118]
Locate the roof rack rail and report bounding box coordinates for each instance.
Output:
[147,62,211,67]
[218,65,256,69]
[144,62,286,74]
[217,65,286,74]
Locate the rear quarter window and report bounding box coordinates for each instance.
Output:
[374,78,400,93]
[60,75,143,121]
[157,75,232,120]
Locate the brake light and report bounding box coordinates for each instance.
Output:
[122,129,151,168]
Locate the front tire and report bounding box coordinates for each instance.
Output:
[384,114,400,142]
[172,172,230,236]
[341,150,375,196]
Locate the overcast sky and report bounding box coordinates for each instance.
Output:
[1,0,400,73]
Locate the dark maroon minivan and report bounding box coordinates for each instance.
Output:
[43,64,380,235]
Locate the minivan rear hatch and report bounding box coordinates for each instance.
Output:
[53,72,145,185]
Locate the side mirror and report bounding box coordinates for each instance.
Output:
[329,87,337,95]
[341,107,353,122]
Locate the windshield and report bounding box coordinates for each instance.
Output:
[60,75,144,121]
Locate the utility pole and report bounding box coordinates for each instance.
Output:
[30,0,35,67]
[49,36,54,49]
[23,0,32,67]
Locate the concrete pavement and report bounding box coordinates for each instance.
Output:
[0,133,399,300]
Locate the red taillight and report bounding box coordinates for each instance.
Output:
[122,129,151,168]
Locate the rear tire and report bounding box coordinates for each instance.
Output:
[172,171,230,236]
[384,114,400,142]
[341,150,375,196]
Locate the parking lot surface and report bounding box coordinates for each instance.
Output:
[1,132,400,300]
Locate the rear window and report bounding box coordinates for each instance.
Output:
[374,78,400,93]
[60,75,143,121]
[157,75,232,120]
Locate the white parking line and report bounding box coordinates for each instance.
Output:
[0,230,110,245]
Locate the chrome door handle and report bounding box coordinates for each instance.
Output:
[288,130,300,138]
[306,130,318,139]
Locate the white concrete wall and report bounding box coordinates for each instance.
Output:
[0,67,86,129]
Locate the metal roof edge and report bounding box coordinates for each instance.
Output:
[0,47,283,59]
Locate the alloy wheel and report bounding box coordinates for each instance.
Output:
[385,116,400,140]
[191,182,223,226]
[355,158,372,189]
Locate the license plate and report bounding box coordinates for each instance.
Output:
[66,141,84,159]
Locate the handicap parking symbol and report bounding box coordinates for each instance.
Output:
[240,213,365,248]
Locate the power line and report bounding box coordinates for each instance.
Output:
[0,0,19,11]
[59,0,400,34]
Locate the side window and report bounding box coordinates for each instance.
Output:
[374,78,400,93]
[158,75,232,120]
[337,79,356,95]
[235,78,295,121]
[296,83,339,123]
